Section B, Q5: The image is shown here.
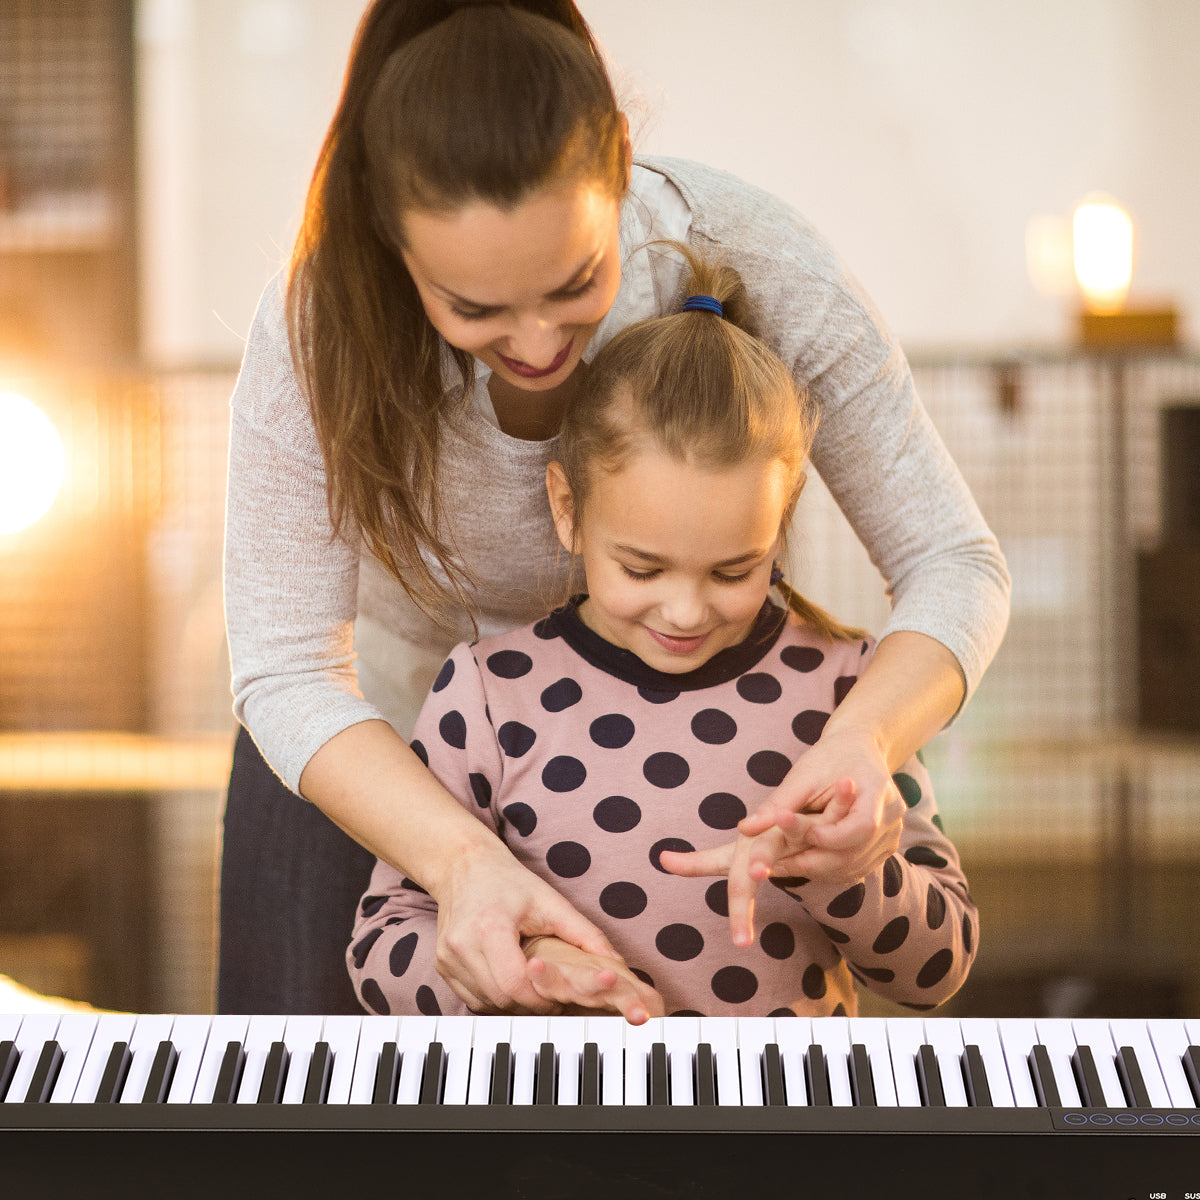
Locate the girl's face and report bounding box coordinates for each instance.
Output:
[548,442,797,674]
[399,179,622,394]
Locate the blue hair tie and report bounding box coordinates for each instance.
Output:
[682,294,724,317]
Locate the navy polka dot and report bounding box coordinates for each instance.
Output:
[360,978,388,1015]
[593,795,642,833]
[926,883,947,929]
[532,616,559,640]
[468,773,492,809]
[502,802,537,837]
[905,845,949,869]
[818,923,851,945]
[882,856,903,897]
[543,755,587,792]
[643,752,690,788]
[599,881,647,918]
[873,916,910,954]
[439,711,467,749]
[360,894,387,918]
[769,1008,798,1018]
[498,721,536,758]
[916,948,954,989]
[650,837,694,872]
[487,650,533,678]
[737,672,782,703]
[770,875,809,891]
[712,965,758,1004]
[801,963,827,999]
[638,686,679,704]
[791,709,829,745]
[416,985,442,1015]
[590,713,635,748]
[746,750,792,787]
[827,882,866,919]
[400,877,429,895]
[655,923,705,961]
[631,968,655,988]
[851,963,895,984]
[698,791,746,830]
[541,677,583,712]
[691,708,737,745]
[931,813,945,832]
[350,928,383,969]
[431,658,455,692]
[834,675,858,705]
[780,645,824,672]
[410,739,429,767]
[672,1010,704,1018]
[384,917,405,927]
[832,1002,847,1017]
[760,922,795,960]
[962,913,974,954]
[388,932,418,977]
[894,772,922,807]
[705,880,728,917]
[546,841,591,878]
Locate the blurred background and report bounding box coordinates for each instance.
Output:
[0,0,1197,1018]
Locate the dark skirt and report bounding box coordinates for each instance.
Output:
[217,725,376,1015]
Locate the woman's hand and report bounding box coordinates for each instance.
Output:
[523,936,665,1024]
[659,725,905,945]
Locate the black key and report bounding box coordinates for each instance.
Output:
[1115,1046,1151,1108]
[916,1045,945,1107]
[372,1042,400,1104]
[141,1041,178,1104]
[419,1041,445,1105]
[805,1045,831,1106]
[849,1043,876,1106]
[257,1040,289,1104]
[1184,1046,1200,1106]
[490,1043,513,1105]
[24,1041,64,1103]
[1029,1045,1061,1107]
[0,1041,18,1101]
[95,1041,133,1103]
[302,1042,333,1104]
[212,1040,246,1104]
[1070,1045,1104,1107]
[694,1043,716,1106]
[579,1043,599,1106]
[649,1042,669,1106]
[761,1043,786,1106]
[961,1045,992,1107]
[534,1042,556,1106]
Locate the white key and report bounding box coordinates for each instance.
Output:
[663,1016,699,1107]
[958,1018,1014,1107]
[509,1016,547,1106]
[1188,1018,1200,1046]
[4,1014,61,1103]
[699,1016,740,1106]
[120,1014,176,1105]
[1035,1019,1082,1106]
[46,1013,100,1103]
[810,1017,854,1107]
[884,1018,924,1107]
[848,1017,897,1106]
[1147,1019,1196,1107]
[396,1015,438,1104]
[585,1016,624,1105]
[348,1015,400,1104]
[436,1015,474,1105]
[322,1015,363,1105]
[774,1017,813,1106]
[0,1015,21,1044]
[466,1016,510,1106]
[548,1016,586,1106]
[622,1016,661,1106]
[997,1018,1039,1107]
[1071,1019,1126,1106]
[166,1014,213,1103]
[279,1014,324,1105]
[734,1017,773,1107]
[1109,1018,1171,1107]
[236,1014,287,1103]
[190,1014,249,1104]
[74,1012,137,1104]
[923,1018,968,1107]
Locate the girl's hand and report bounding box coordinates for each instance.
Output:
[523,936,665,1024]
[659,725,905,946]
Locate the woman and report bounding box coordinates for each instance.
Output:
[220,0,1008,1015]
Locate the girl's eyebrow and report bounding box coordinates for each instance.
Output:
[613,544,766,569]
[435,250,602,309]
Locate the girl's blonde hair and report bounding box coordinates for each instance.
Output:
[558,241,867,643]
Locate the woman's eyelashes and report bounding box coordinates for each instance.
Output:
[450,277,598,322]
[618,564,755,584]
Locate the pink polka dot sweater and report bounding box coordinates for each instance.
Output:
[348,598,978,1018]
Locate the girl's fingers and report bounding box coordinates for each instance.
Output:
[658,842,735,877]
[536,890,623,961]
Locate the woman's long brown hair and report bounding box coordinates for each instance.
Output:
[288,0,628,625]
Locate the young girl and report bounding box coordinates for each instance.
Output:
[347,246,978,1021]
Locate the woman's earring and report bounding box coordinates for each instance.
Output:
[769,561,784,587]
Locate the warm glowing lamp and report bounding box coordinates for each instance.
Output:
[0,391,66,535]
[1073,197,1132,315]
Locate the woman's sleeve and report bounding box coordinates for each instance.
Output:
[346,643,505,1016]
[223,274,385,793]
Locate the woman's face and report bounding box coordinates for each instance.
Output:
[399,179,622,394]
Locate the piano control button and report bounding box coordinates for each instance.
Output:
[211,1041,246,1105]
[0,1041,19,1102]
[962,1045,992,1107]
[579,1043,600,1106]
[373,1043,401,1105]
[490,1043,514,1105]
[1184,1046,1200,1106]
[534,1043,556,1106]
[420,1041,447,1105]
[761,1043,786,1107]
[1070,1045,1104,1108]
[256,1041,290,1104]
[95,1042,133,1104]
[1029,1045,1061,1107]
[136,1040,177,1105]
[849,1043,876,1106]
[1115,1046,1152,1108]
[916,1045,945,1107]
[24,1041,65,1104]
[302,1042,333,1105]
[649,1043,670,1106]
[694,1043,716,1107]
[804,1046,831,1107]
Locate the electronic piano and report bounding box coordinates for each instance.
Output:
[3,1013,1197,1198]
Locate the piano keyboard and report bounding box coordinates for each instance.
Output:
[3,1013,1197,1199]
